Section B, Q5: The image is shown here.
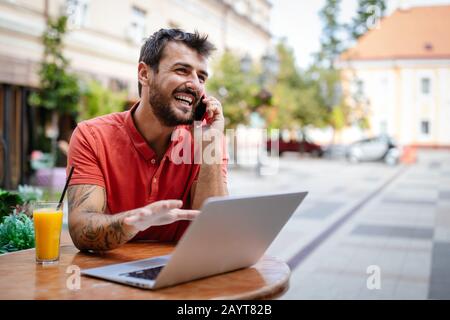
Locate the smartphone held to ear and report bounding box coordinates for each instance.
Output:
[194,95,207,121]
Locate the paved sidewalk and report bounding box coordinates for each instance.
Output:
[228,150,450,299]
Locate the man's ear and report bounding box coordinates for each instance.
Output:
[138,62,152,90]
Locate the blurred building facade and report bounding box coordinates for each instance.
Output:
[339,5,450,148]
[0,0,271,98]
[0,0,272,189]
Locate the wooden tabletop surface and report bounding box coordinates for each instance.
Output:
[0,242,290,300]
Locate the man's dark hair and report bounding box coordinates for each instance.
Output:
[138,28,216,97]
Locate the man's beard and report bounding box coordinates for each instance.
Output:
[148,82,196,127]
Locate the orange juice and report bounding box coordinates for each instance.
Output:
[33,207,63,263]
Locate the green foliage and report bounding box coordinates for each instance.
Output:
[0,190,24,222]
[0,185,43,254]
[207,0,384,134]
[275,43,302,88]
[78,80,127,121]
[0,210,35,254]
[349,0,386,40]
[207,51,261,128]
[330,104,346,131]
[358,116,370,130]
[315,67,341,108]
[311,0,356,138]
[316,0,343,69]
[29,15,80,114]
[270,42,328,129]
[1,184,43,219]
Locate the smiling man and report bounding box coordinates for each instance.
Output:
[66,29,228,251]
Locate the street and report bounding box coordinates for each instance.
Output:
[228,150,450,299]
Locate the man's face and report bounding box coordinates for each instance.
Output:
[146,41,209,127]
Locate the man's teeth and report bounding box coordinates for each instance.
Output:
[175,95,193,105]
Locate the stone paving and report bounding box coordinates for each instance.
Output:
[227,150,450,299]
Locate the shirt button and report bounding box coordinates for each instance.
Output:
[153,178,157,183]
[151,159,156,164]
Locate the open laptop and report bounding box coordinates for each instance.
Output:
[81,191,308,290]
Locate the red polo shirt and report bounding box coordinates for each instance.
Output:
[67,103,227,242]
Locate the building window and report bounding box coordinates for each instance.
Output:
[65,0,89,28]
[420,120,430,135]
[421,78,431,95]
[128,6,146,44]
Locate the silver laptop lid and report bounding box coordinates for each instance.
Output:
[153,191,308,289]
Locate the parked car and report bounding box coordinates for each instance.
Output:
[346,135,401,165]
[267,136,324,157]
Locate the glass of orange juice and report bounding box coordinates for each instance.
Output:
[33,202,64,264]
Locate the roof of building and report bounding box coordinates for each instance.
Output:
[340,5,450,61]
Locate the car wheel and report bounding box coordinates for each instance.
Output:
[384,155,398,166]
[311,150,321,158]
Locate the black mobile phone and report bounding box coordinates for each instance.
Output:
[194,95,207,121]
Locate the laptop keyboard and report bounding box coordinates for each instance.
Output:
[120,266,164,281]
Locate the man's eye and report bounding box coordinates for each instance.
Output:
[176,68,187,73]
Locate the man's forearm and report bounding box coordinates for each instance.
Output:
[69,209,137,251]
[191,128,229,209]
[191,163,228,210]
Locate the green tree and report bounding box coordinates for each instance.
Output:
[313,66,351,143]
[207,51,260,128]
[314,0,355,143]
[349,0,386,40]
[342,0,386,132]
[78,80,127,121]
[316,0,343,69]
[29,15,80,162]
[29,15,80,114]
[206,51,262,166]
[270,42,328,130]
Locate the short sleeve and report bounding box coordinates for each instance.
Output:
[67,123,105,188]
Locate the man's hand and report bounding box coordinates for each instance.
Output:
[123,200,200,233]
[202,95,224,133]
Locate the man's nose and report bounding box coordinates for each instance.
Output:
[186,80,202,96]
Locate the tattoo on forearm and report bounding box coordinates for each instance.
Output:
[68,185,135,251]
[68,185,97,213]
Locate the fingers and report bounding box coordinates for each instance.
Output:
[123,207,200,232]
[171,209,201,221]
[202,96,222,119]
[149,199,183,213]
[124,200,199,231]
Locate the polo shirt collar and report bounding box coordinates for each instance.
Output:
[124,101,190,162]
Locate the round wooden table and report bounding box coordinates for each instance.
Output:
[0,242,290,300]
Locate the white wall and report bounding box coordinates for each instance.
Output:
[340,59,450,147]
